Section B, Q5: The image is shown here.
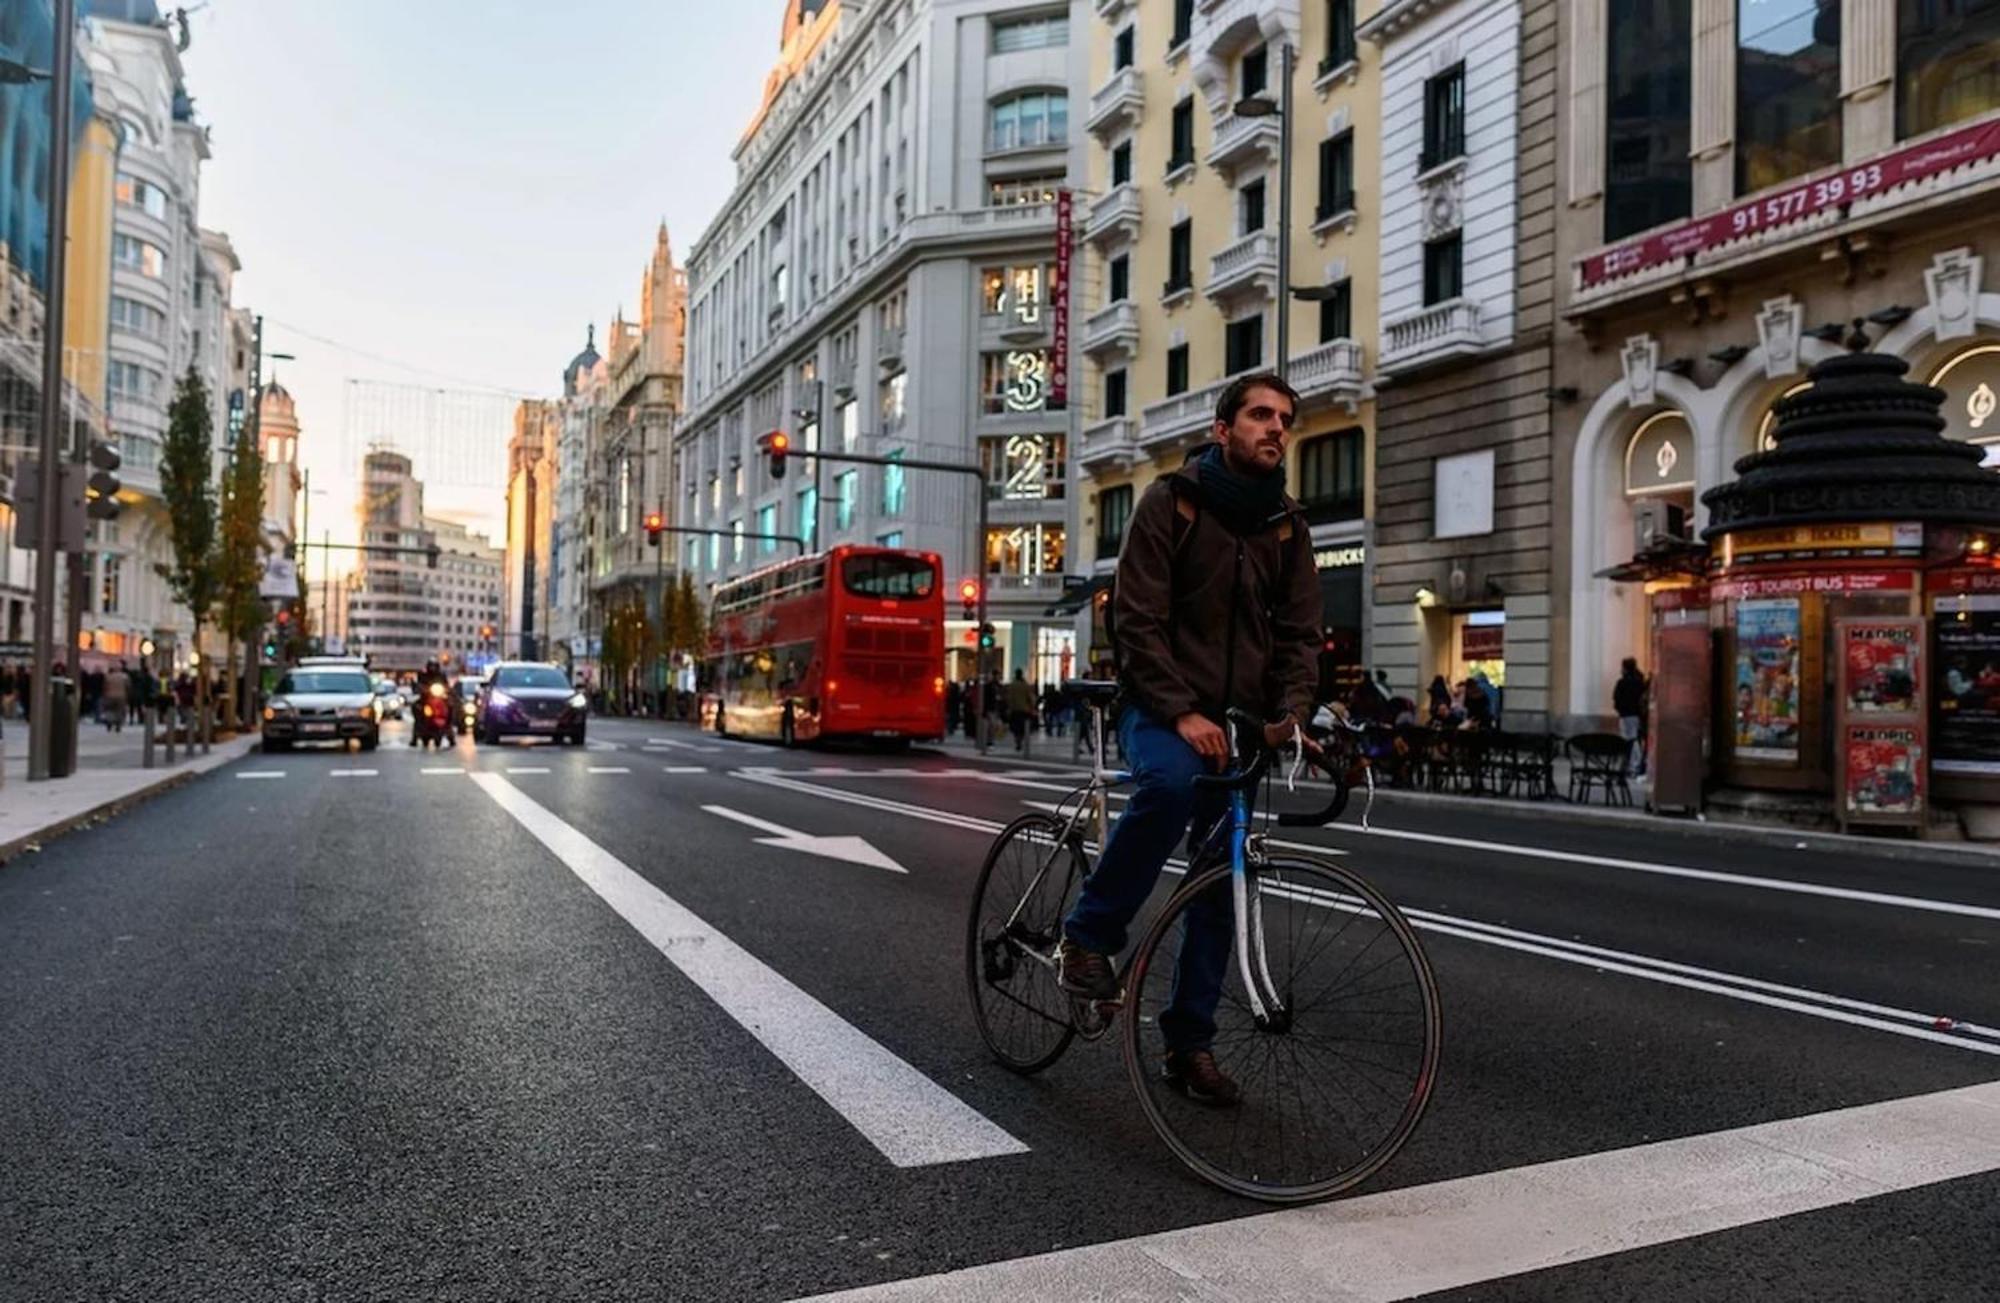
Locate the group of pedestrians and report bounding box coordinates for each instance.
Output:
[0,660,204,733]
[945,672,1092,753]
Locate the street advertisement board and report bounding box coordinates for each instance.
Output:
[1733,599,1800,761]
[1835,618,1928,832]
[1842,621,1921,714]
[1932,596,2000,775]
[1050,189,1072,410]
[1842,724,1925,819]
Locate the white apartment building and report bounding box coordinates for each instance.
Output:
[679,0,1088,684]
[550,328,605,675]
[345,449,435,673]
[427,516,503,673]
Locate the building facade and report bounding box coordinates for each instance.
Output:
[549,327,605,675]
[504,397,558,660]
[678,0,1087,684]
[1075,0,1377,699]
[1360,0,1559,728]
[426,515,502,673]
[345,449,436,673]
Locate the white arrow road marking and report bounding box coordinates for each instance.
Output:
[468,773,1023,1168]
[700,804,908,874]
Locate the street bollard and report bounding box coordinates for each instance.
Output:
[201,704,212,755]
[142,703,155,769]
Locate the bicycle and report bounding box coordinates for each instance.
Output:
[965,682,1442,1203]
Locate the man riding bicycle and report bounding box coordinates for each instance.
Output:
[1058,371,1323,1107]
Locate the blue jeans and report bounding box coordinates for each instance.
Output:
[1063,708,1236,1053]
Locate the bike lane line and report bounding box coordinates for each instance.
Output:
[466,772,1028,1169]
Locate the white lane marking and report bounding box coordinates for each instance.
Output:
[467,774,1019,1166]
[652,738,723,753]
[587,741,623,752]
[701,804,907,874]
[740,770,1002,834]
[329,769,378,778]
[1331,824,2000,923]
[506,767,552,775]
[587,766,632,774]
[662,766,708,774]
[236,771,285,780]
[796,1080,2000,1303]
[421,767,463,776]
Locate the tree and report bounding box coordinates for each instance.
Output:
[159,367,219,724]
[670,571,706,660]
[215,418,266,729]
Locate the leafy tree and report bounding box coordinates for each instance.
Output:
[159,367,219,722]
[671,571,706,659]
[215,419,266,728]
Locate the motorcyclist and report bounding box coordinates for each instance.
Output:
[411,660,449,744]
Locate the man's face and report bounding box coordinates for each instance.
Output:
[1215,384,1296,474]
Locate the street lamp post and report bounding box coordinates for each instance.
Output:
[1234,42,1296,380]
[27,0,74,781]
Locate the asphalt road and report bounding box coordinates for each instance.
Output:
[2,715,1996,1301]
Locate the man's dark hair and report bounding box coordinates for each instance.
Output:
[1214,371,1301,428]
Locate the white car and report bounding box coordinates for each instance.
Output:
[264,665,380,752]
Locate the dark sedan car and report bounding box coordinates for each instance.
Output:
[475,663,587,745]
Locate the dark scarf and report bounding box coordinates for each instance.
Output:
[1191,444,1288,535]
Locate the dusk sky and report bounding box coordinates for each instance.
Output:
[177,1,780,573]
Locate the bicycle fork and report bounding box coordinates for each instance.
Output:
[1227,790,1289,1032]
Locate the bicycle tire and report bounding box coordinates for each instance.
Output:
[1121,854,1441,1203]
[965,812,1088,1074]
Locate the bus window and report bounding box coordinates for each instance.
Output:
[844,553,938,599]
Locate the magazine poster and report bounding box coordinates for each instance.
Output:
[1933,601,2000,774]
[1734,599,1801,761]
[1844,724,1925,817]
[1842,621,1920,714]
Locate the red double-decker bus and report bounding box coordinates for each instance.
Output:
[699,545,946,746]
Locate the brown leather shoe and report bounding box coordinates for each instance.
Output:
[1055,938,1121,1003]
[1162,1049,1241,1107]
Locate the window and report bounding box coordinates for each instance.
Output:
[1737,0,1841,192]
[1240,178,1267,234]
[989,91,1069,151]
[100,554,121,615]
[1169,98,1196,171]
[757,504,778,556]
[1242,45,1269,98]
[1422,234,1463,305]
[1297,428,1365,524]
[1318,280,1353,342]
[1096,485,1135,558]
[1897,0,2000,138]
[108,359,162,401]
[110,295,165,340]
[879,371,907,429]
[844,553,935,597]
[1114,25,1135,70]
[709,532,721,570]
[114,174,167,220]
[1171,0,1193,50]
[992,13,1068,52]
[1323,0,1357,74]
[838,398,859,451]
[1225,315,1265,375]
[988,174,1063,206]
[1317,132,1355,220]
[981,350,1051,413]
[797,485,819,550]
[835,471,859,531]
[1103,368,1128,418]
[1606,0,1692,240]
[731,519,745,563]
[1108,253,1130,303]
[1421,64,1466,170]
[882,450,906,515]
[877,531,905,550]
[1110,140,1133,186]
[985,524,1067,577]
[113,234,166,280]
[1166,343,1190,396]
[981,434,1067,500]
[1166,220,1193,293]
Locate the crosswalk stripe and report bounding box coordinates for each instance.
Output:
[468,773,1027,1168]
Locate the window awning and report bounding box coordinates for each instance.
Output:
[1044,574,1112,616]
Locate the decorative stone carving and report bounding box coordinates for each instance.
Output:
[1926,247,1984,342]
[1756,296,1804,379]
[1419,167,1463,239]
[1622,335,1660,407]
[1324,257,1348,283]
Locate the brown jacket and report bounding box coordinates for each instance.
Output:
[1113,461,1323,727]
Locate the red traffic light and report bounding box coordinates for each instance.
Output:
[644,511,664,532]
[959,579,979,603]
[760,430,790,479]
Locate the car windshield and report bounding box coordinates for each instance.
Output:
[492,666,570,690]
[843,553,937,599]
[278,671,372,696]
[456,681,482,698]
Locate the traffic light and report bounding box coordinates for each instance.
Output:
[480,623,494,643]
[425,544,441,570]
[978,622,997,651]
[644,510,664,546]
[959,579,979,622]
[85,439,121,521]
[759,430,790,479]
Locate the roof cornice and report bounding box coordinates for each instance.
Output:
[1357,0,1461,43]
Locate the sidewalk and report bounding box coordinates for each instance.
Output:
[0,716,260,864]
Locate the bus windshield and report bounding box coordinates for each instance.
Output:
[843,553,937,600]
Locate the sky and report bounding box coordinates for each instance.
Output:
[176,0,781,580]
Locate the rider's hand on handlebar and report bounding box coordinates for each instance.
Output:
[1174,712,1230,769]
[1265,718,1323,759]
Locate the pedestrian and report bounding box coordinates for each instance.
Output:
[1463,676,1494,729]
[0,664,14,720]
[1614,656,1649,776]
[1005,668,1037,753]
[1471,667,1501,728]
[101,661,130,733]
[1427,674,1452,723]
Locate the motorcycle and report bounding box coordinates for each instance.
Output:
[413,682,453,749]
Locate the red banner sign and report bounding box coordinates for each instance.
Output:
[1711,570,1916,599]
[1581,116,2000,288]
[1050,189,1072,410]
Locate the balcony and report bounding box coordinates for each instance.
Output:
[1086,66,1143,140]
[1079,416,1141,472]
[1140,376,1231,454]
[1094,0,1132,17]
[1081,301,1140,360]
[877,326,905,369]
[1085,184,1142,249]
[1289,338,1367,411]
[1380,298,1485,374]
[1207,111,1281,181]
[1205,231,1278,304]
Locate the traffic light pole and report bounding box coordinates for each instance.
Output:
[653,524,807,557]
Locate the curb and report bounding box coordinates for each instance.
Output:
[0,739,256,867]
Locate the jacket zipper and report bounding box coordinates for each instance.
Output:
[1219,537,1243,723]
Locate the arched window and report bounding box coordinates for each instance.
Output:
[1897,0,2000,138]
[988,90,1068,152]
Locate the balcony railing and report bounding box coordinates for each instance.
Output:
[1079,416,1140,471]
[1207,111,1281,178]
[1086,65,1143,139]
[1084,184,1142,247]
[1289,338,1366,408]
[1381,298,1484,373]
[1205,231,1278,302]
[1081,301,1140,359]
[1140,376,1231,452]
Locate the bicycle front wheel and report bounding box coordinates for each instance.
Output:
[1122,855,1441,1202]
[965,812,1087,1074]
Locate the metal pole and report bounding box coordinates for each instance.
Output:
[28,0,75,782]
[1275,42,1295,381]
[976,485,990,755]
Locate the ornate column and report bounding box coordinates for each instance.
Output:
[1567,0,1605,209]
[1842,0,1895,160]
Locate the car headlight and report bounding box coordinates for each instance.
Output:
[268,700,293,716]
[488,690,514,709]
[341,704,373,719]
[569,693,588,709]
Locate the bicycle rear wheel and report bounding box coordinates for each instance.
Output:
[1122,855,1441,1202]
[965,812,1087,1073]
